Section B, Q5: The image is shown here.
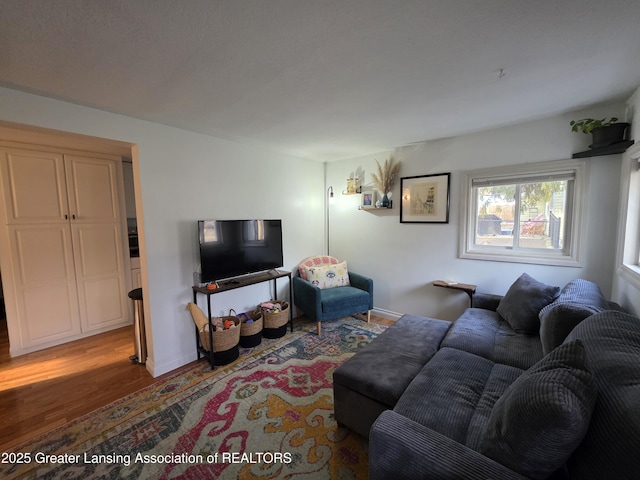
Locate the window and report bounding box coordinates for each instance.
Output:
[616,144,640,287]
[460,159,587,266]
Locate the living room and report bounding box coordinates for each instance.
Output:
[0,2,638,380]
[1,2,640,478]
[3,87,637,375]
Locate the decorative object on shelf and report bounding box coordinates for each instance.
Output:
[570,117,630,149]
[371,155,401,206]
[360,189,376,208]
[380,191,392,208]
[345,176,361,194]
[400,173,451,223]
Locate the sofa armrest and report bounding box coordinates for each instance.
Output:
[292,276,322,322]
[472,292,503,311]
[369,410,529,480]
[348,272,373,293]
[348,272,374,309]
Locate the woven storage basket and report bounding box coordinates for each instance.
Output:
[237,309,263,336]
[237,309,263,348]
[209,315,240,352]
[260,300,289,329]
[186,303,240,353]
[259,300,289,339]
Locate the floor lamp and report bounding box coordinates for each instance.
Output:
[327,186,335,256]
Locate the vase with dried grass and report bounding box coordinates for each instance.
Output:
[371,156,401,207]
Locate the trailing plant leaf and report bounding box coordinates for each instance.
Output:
[570,117,618,134]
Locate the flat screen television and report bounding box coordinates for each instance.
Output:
[198,219,284,283]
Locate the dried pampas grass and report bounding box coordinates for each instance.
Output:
[371,156,401,194]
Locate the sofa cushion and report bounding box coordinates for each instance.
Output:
[538,279,609,355]
[496,273,560,334]
[440,308,544,370]
[565,311,640,480]
[304,261,350,289]
[333,315,451,408]
[394,348,523,449]
[480,339,597,480]
[319,286,369,318]
[552,278,609,309]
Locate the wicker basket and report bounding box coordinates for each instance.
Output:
[186,303,240,353]
[238,309,263,336]
[237,309,263,348]
[260,300,289,329]
[211,316,240,351]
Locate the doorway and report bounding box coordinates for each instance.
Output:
[0,121,144,360]
[1,270,7,362]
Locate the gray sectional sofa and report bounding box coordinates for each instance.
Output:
[333,274,640,479]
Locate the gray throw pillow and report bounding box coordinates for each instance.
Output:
[480,340,597,480]
[539,302,601,355]
[496,273,560,334]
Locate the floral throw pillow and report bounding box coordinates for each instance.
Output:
[304,261,350,289]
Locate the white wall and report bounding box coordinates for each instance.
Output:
[327,101,626,321]
[0,87,325,376]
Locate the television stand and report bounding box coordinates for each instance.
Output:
[192,270,293,369]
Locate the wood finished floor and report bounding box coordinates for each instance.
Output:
[0,318,175,451]
[0,314,392,451]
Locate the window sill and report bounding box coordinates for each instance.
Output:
[461,249,581,267]
[618,264,640,291]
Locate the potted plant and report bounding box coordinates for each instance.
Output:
[570,117,630,149]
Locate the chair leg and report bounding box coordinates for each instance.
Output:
[317,322,321,336]
[367,310,371,323]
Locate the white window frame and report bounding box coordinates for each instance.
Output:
[460,159,588,267]
[616,143,640,288]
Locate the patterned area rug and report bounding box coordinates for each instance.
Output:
[2,318,385,479]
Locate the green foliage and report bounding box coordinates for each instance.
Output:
[479,181,565,214]
[519,182,564,210]
[570,117,619,134]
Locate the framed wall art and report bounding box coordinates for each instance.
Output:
[400,173,450,223]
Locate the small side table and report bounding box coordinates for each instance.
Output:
[433,280,477,307]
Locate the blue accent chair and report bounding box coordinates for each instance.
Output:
[293,256,374,335]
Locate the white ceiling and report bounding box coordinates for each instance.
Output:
[1,0,639,162]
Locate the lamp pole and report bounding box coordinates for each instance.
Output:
[327,186,334,256]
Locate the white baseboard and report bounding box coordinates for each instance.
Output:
[147,351,197,378]
[372,307,403,321]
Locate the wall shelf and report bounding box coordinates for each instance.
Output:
[572,140,634,158]
[359,202,393,211]
[342,186,362,195]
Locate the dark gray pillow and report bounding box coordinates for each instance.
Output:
[538,279,609,354]
[497,273,560,334]
[539,302,601,355]
[480,340,597,480]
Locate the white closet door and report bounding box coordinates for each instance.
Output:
[0,149,68,224]
[1,148,81,346]
[72,223,127,331]
[66,154,128,332]
[8,224,82,345]
[0,148,128,348]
